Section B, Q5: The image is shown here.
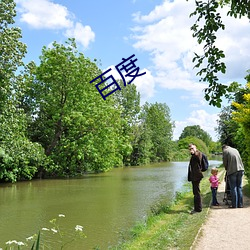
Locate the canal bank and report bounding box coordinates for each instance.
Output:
[0,160,222,249]
[112,168,224,250]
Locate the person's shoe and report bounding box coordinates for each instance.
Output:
[228,205,236,208]
[238,205,243,208]
[212,203,220,206]
[190,209,201,214]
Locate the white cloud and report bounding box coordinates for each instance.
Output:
[130,0,201,97]
[133,68,155,103]
[132,1,175,23]
[103,65,154,104]
[16,0,73,29]
[130,0,250,96]
[16,0,95,49]
[215,7,250,81]
[173,110,219,141]
[65,22,95,48]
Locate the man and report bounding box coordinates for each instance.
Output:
[222,144,244,208]
[188,143,204,214]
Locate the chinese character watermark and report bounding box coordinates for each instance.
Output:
[90,54,146,100]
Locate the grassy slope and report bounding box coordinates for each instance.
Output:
[111,170,225,250]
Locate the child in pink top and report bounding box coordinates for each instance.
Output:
[209,168,220,206]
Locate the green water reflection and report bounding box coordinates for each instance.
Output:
[0,160,221,249]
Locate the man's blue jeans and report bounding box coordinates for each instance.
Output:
[228,170,244,208]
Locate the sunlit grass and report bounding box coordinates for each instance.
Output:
[111,173,220,250]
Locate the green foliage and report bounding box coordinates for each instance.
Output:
[0,0,48,182]
[189,0,250,107]
[113,82,141,165]
[178,136,209,156]
[209,141,222,154]
[129,123,153,165]
[230,78,250,177]
[0,0,27,108]
[0,108,50,182]
[23,39,126,175]
[139,102,174,162]
[215,72,250,177]
[179,125,212,146]
[31,231,40,250]
[216,106,240,147]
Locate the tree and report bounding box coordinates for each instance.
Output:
[216,72,250,149]
[0,0,27,109]
[0,0,47,182]
[178,136,209,156]
[216,106,240,147]
[140,102,174,162]
[179,125,212,146]
[230,80,250,176]
[112,82,140,165]
[190,0,250,107]
[24,39,127,175]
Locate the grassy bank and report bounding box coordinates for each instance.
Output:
[111,169,225,250]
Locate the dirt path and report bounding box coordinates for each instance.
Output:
[192,174,250,250]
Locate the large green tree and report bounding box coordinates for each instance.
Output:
[0,0,47,182]
[190,0,250,107]
[140,102,174,162]
[24,39,127,175]
[178,136,209,156]
[179,125,212,146]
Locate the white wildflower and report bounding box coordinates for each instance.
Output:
[17,241,25,246]
[6,240,17,245]
[75,225,83,231]
[51,228,58,233]
[26,236,34,241]
[42,227,50,231]
[58,214,65,217]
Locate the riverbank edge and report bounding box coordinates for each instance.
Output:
[111,168,225,250]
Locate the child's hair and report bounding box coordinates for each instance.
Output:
[211,167,218,175]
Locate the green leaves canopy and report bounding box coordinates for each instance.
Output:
[24,39,125,175]
[190,0,250,107]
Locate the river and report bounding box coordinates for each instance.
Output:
[0,160,221,249]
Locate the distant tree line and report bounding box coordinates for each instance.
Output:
[0,1,177,182]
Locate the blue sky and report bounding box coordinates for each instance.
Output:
[14,0,250,141]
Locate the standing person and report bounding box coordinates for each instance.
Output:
[188,143,204,214]
[209,168,220,206]
[222,144,244,208]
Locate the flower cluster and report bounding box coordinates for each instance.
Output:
[2,214,85,249]
[6,240,25,246]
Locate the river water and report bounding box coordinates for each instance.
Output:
[0,160,221,249]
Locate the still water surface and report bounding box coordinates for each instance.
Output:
[0,160,221,249]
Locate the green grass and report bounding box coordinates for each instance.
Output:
[111,170,225,250]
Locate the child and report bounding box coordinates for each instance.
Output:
[209,168,220,206]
